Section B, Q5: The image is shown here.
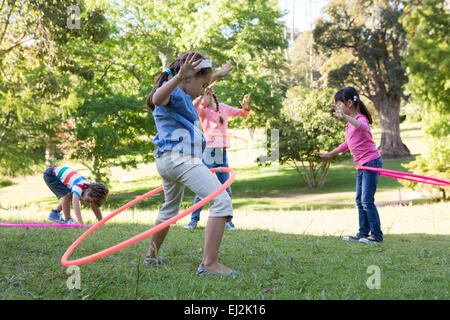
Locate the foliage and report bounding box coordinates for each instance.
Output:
[1,0,289,179]
[109,0,288,128]
[400,0,450,200]
[59,92,155,183]
[313,0,420,158]
[288,30,327,86]
[267,85,348,190]
[0,0,109,176]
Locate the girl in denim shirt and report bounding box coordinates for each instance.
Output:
[145,52,238,275]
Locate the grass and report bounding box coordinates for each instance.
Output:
[0,205,449,299]
[0,122,449,300]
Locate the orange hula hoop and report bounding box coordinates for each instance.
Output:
[61,167,235,266]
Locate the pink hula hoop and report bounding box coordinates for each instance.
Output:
[0,222,93,228]
[357,166,450,187]
[61,167,235,267]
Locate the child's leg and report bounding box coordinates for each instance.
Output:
[203,217,229,273]
[190,196,203,223]
[216,168,233,223]
[356,169,370,237]
[59,193,72,220]
[147,178,185,258]
[361,164,383,240]
[146,219,171,258]
[178,163,233,274]
[213,148,233,223]
[189,148,217,223]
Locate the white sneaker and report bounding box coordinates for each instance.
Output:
[64,218,77,225]
[225,221,236,230]
[184,221,197,229]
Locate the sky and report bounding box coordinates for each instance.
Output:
[278,0,330,32]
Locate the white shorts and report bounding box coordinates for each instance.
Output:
[155,151,233,222]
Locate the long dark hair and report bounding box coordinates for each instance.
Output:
[146,52,213,111]
[211,93,224,124]
[334,86,373,124]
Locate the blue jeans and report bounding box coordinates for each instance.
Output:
[356,156,383,240]
[190,148,232,223]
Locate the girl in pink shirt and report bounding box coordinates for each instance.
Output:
[317,87,383,244]
[184,84,251,230]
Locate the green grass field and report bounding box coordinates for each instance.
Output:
[0,122,449,300]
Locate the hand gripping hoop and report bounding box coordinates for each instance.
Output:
[61,167,235,266]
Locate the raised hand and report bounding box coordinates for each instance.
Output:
[215,60,233,79]
[178,52,203,81]
[332,104,345,120]
[239,93,251,111]
[315,152,332,158]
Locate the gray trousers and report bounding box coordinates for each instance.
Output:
[155,151,233,222]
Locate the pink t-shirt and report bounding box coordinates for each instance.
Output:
[197,102,250,148]
[338,114,381,166]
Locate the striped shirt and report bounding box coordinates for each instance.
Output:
[52,166,89,197]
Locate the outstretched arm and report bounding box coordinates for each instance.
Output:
[332,104,361,128]
[212,60,233,83]
[316,146,342,159]
[91,204,103,221]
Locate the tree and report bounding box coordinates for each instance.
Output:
[58,92,154,183]
[313,0,417,158]
[109,0,288,127]
[400,0,450,200]
[0,0,109,176]
[268,84,348,190]
[289,30,327,86]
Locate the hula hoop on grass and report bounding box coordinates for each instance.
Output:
[61,167,235,267]
[357,166,450,187]
[0,222,93,228]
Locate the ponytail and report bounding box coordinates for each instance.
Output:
[356,99,373,125]
[211,93,224,124]
[146,52,212,111]
[334,86,373,124]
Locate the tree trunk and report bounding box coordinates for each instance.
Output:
[372,93,411,159]
[45,145,56,167]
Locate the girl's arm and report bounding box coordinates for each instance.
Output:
[91,204,103,221]
[212,60,233,83]
[342,114,361,129]
[223,93,252,118]
[240,93,251,117]
[316,146,342,159]
[333,104,361,128]
[152,52,203,107]
[152,74,183,107]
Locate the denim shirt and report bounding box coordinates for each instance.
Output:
[152,86,206,158]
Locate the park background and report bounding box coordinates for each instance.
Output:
[0,0,449,299]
